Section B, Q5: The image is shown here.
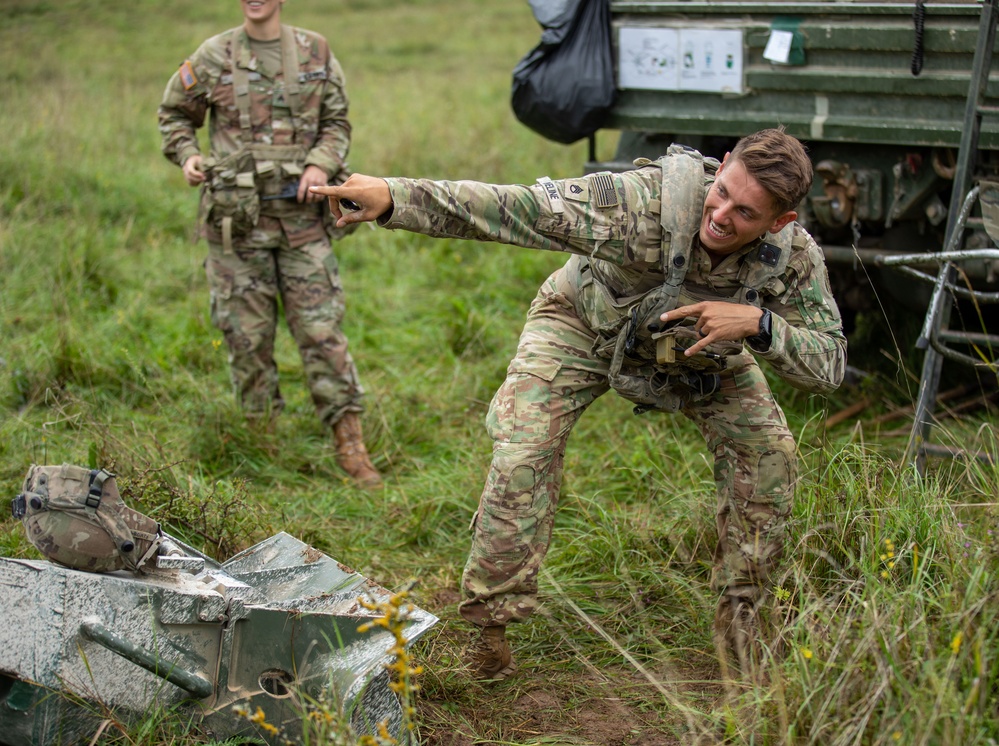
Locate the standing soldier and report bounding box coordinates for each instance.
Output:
[311,129,847,680]
[158,0,381,488]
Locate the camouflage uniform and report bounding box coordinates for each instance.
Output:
[158,25,364,426]
[378,157,846,633]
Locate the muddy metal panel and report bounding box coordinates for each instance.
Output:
[0,532,438,745]
[607,1,998,149]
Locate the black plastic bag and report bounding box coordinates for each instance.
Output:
[529,0,581,45]
[511,0,616,144]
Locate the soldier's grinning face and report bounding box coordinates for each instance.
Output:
[699,158,792,258]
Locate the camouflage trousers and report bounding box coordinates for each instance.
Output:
[459,267,797,627]
[205,233,364,428]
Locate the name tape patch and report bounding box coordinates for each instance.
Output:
[536,176,565,214]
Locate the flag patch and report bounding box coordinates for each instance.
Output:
[179,60,198,90]
[592,173,619,208]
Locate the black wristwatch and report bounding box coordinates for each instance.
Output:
[747,308,773,351]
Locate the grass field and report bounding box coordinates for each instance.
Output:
[1,1,998,744]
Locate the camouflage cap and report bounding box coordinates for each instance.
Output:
[12,464,162,573]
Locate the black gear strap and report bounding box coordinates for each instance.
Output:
[86,469,113,510]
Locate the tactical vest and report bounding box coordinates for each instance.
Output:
[202,25,313,252]
[583,144,800,412]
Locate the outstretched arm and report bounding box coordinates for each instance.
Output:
[313,168,663,267]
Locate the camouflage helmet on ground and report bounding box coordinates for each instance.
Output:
[12,464,162,573]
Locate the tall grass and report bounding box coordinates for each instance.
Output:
[1,1,997,744]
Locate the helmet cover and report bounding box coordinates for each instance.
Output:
[13,464,161,573]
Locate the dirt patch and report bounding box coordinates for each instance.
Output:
[511,686,674,745]
[418,659,712,746]
[414,609,728,745]
[431,588,463,609]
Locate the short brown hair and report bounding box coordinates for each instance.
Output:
[729,128,813,215]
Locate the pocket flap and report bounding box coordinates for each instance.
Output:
[507,356,560,382]
[236,172,255,189]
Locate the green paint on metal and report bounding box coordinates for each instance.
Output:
[769,17,806,66]
[6,680,38,713]
[612,2,985,18]
[604,0,999,149]
[745,69,992,97]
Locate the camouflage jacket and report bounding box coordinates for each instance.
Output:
[381,165,847,394]
[158,25,351,244]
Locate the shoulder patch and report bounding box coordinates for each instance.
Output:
[563,178,589,202]
[591,172,619,209]
[179,60,198,90]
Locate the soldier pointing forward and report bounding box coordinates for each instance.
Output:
[312,128,847,680]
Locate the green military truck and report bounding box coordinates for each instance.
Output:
[557,0,999,329]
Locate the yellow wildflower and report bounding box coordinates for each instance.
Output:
[247,707,279,737]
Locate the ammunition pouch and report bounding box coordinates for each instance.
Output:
[607,330,722,414]
[253,144,309,217]
[203,145,341,249]
[203,149,260,251]
[624,368,722,415]
[652,323,741,372]
[604,306,739,414]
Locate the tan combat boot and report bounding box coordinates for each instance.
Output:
[332,413,383,488]
[713,596,765,687]
[463,625,517,681]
